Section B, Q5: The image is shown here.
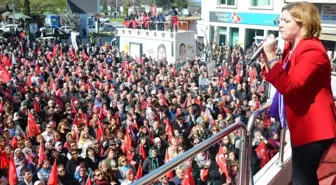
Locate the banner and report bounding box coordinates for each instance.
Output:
[71,32,79,51]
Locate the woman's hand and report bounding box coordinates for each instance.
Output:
[263,34,277,60]
[262,34,278,72]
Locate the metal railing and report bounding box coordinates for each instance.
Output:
[123,20,189,32]
[133,96,336,185]
[133,122,248,185]
[245,102,272,185]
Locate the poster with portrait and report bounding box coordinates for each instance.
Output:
[119,36,172,62]
[142,41,172,62]
[177,41,196,61]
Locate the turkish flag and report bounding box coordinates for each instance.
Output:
[26,74,32,87]
[200,168,209,182]
[236,70,241,84]
[70,96,78,114]
[38,142,47,165]
[27,112,41,138]
[122,126,133,162]
[85,176,92,185]
[33,99,40,112]
[223,67,229,79]
[136,160,143,180]
[139,144,147,160]
[49,78,55,90]
[10,136,18,149]
[216,145,231,182]
[0,65,11,83]
[255,97,261,110]
[36,63,41,75]
[181,166,195,185]
[48,160,58,185]
[96,120,104,142]
[0,101,3,113]
[8,154,17,185]
[165,149,174,179]
[255,141,270,168]
[52,45,58,57]
[0,151,9,169]
[132,119,139,130]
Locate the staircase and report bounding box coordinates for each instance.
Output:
[318,142,336,185]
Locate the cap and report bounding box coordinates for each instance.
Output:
[154,137,161,143]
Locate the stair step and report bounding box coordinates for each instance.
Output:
[318,142,336,185]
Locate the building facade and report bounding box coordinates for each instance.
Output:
[197,0,336,57]
[197,0,286,50]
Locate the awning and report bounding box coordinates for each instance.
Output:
[7,13,31,19]
[320,33,336,42]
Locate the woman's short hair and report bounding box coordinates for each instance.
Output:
[282,2,321,38]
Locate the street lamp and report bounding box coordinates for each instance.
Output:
[11,0,15,31]
[115,0,118,19]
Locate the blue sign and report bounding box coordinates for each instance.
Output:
[210,11,280,27]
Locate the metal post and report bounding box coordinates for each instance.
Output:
[246,102,272,185]
[277,128,286,167]
[115,0,118,19]
[238,133,248,185]
[11,0,15,26]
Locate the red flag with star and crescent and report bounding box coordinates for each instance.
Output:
[0,66,11,83]
[255,141,270,168]
[27,112,41,138]
[216,145,231,182]
[181,166,195,185]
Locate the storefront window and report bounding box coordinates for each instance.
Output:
[219,0,236,6]
[230,27,239,47]
[251,0,271,7]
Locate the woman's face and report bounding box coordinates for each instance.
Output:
[180,45,186,55]
[279,10,302,42]
[158,47,166,60]
[128,171,135,181]
[95,170,104,180]
[79,167,86,176]
[229,152,235,160]
[88,149,94,156]
[43,161,50,169]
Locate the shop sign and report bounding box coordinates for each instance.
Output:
[209,11,280,27]
[321,4,336,25]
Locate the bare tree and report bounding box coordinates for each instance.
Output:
[59,12,80,31]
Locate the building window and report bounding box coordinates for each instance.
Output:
[218,0,236,6]
[251,0,271,7]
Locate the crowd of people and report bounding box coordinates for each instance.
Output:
[124,6,180,32]
[0,29,282,185]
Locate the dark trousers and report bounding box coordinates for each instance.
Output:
[292,139,334,185]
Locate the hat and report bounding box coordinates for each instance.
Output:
[154,137,161,143]
[55,141,62,148]
[13,112,20,121]
[34,180,43,185]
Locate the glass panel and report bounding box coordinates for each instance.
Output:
[220,0,235,6]
[210,26,214,43]
[230,27,239,47]
[252,0,271,6]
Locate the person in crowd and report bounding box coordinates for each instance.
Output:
[0,17,281,184]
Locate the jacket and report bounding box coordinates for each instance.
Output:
[265,37,336,147]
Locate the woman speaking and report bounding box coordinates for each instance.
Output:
[262,2,336,185]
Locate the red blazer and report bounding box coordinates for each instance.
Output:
[265,38,336,147]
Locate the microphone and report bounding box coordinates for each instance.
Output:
[247,36,279,65]
[247,44,264,65]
